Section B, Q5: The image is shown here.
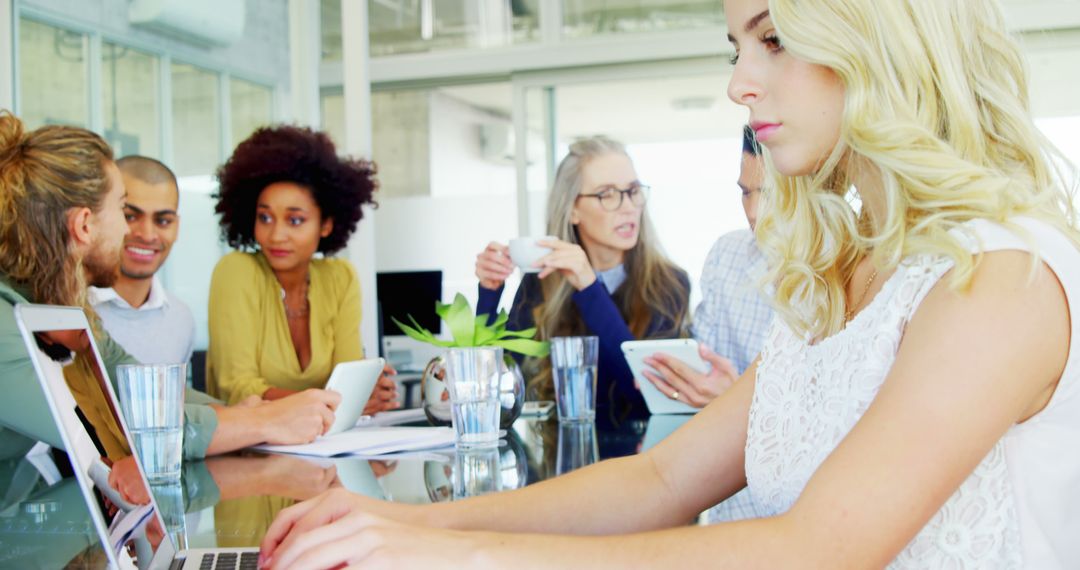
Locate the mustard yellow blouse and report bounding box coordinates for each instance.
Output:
[206,252,363,405]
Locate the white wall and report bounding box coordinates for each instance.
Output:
[630,138,746,309]
[169,177,230,351]
[374,194,521,317]
[373,89,523,325]
[428,91,517,198]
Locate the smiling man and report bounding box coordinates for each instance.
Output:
[89,156,195,365]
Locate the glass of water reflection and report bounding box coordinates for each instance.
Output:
[115,363,186,482]
[444,347,504,448]
[550,336,599,422]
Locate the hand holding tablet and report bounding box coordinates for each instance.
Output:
[323,358,386,436]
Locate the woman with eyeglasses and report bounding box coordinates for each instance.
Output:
[474,136,691,422]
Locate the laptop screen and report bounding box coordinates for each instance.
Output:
[15,304,173,569]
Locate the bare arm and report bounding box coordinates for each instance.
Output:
[259,362,756,556]
[204,389,341,455]
[262,251,1070,569]
[432,364,756,534]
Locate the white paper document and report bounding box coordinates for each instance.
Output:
[254,426,455,457]
[367,408,427,427]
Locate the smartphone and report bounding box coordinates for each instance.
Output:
[521,400,555,417]
[621,339,706,415]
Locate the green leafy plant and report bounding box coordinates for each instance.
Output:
[391,293,549,357]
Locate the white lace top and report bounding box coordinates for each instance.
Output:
[745,218,1080,569]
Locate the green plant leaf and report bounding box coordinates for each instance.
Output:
[473,316,498,346]
[444,293,476,346]
[434,300,452,321]
[395,293,548,356]
[391,316,454,347]
[495,326,539,340]
[491,338,550,357]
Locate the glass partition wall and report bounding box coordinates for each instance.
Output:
[314,0,1080,318]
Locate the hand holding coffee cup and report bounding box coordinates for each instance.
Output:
[509,236,557,273]
[475,241,514,290]
[533,239,597,291]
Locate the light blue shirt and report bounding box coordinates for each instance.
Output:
[89,277,196,365]
[596,264,627,294]
[692,229,773,375]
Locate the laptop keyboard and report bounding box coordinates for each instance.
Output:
[198,551,259,570]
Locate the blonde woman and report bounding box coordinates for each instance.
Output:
[474,136,691,421]
[259,0,1080,567]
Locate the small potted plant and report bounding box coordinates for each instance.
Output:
[393,293,549,428]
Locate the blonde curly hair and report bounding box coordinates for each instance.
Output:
[754,0,1079,339]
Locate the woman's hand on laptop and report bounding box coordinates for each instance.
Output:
[363,363,401,415]
[263,509,478,570]
[642,345,738,408]
[258,389,342,444]
[260,487,429,569]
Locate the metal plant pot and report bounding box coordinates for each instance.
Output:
[421,352,525,429]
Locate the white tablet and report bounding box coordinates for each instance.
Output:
[621,339,704,415]
[324,358,385,436]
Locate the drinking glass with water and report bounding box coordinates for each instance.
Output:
[115,363,186,482]
[557,421,599,475]
[550,336,599,422]
[452,447,503,499]
[444,347,503,448]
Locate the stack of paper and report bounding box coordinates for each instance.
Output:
[367,408,427,427]
[254,426,455,457]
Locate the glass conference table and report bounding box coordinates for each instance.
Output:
[0,413,693,565]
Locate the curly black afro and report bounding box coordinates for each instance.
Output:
[214,125,377,254]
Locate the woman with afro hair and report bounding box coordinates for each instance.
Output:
[206,125,398,417]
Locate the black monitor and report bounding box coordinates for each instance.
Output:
[376,270,442,337]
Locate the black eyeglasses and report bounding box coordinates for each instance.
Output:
[578,184,650,211]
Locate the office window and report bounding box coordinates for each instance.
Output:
[171,63,221,177]
[17,18,88,129]
[102,43,160,158]
[320,0,541,59]
[321,0,343,62]
[230,78,274,151]
[359,83,520,310]
[562,0,723,39]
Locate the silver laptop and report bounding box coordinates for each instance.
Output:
[15,303,258,570]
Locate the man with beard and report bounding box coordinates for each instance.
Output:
[0,112,341,461]
[89,156,196,365]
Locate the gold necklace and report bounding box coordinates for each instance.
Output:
[281,276,310,319]
[844,268,879,322]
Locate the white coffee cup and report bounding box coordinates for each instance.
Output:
[508,236,556,273]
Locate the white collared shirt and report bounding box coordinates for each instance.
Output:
[89,276,196,365]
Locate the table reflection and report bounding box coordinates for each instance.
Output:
[556,422,599,476]
[0,453,105,569]
[0,414,672,562]
[165,414,662,549]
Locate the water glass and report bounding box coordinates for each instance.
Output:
[150,480,187,551]
[115,364,186,482]
[556,422,599,475]
[550,336,599,422]
[452,447,502,500]
[444,347,503,448]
